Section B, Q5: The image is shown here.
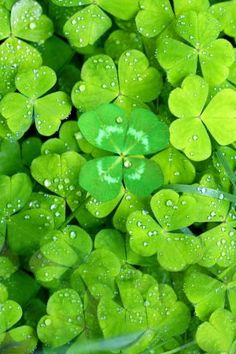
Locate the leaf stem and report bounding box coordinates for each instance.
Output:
[160,340,196,354]
[59,204,81,229]
[215,149,236,190]
[163,184,236,204]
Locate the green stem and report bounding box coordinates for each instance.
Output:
[59,204,82,230]
[218,262,236,280]
[163,184,236,204]
[160,341,196,354]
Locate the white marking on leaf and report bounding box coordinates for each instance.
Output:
[97,160,119,184]
[127,128,149,152]
[96,126,124,146]
[127,162,145,181]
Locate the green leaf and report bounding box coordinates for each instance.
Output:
[135,0,174,38]
[123,158,164,197]
[15,66,56,99]
[201,89,236,145]
[174,0,210,15]
[127,211,161,257]
[152,147,196,185]
[210,1,236,38]
[151,189,197,231]
[113,191,149,233]
[157,38,197,86]
[79,249,121,299]
[37,288,84,347]
[86,188,124,218]
[7,208,54,255]
[79,156,122,201]
[31,151,85,197]
[105,30,143,63]
[34,91,72,136]
[21,137,42,166]
[156,233,203,272]
[0,173,32,218]
[0,325,38,354]
[98,0,139,20]
[64,5,112,48]
[95,229,126,261]
[119,50,163,102]
[0,5,10,40]
[199,223,236,268]
[78,104,127,153]
[0,288,22,334]
[0,93,33,137]
[72,55,119,111]
[124,109,169,155]
[184,266,226,320]
[196,309,235,353]
[0,140,22,175]
[11,0,53,42]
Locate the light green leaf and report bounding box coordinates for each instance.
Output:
[78,104,127,153]
[113,191,149,233]
[184,266,226,320]
[0,288,22,334]
[123,158,164,197]
[37,288,84,347]
[199,223,236,268]
[176,11,221,48]
[0,93,33,137]
[170,118,211,161]
[79,156,122,201]
[95,229,126,261]
[72,55,119,111]
[152,147,196,185]
[15,66,56,99]
[11,0,53,42]
[210,1,236,38]
[119,50,163,102]
[127,211,161,257]
[168,75,208,118]
[98,0,139,20]
[201,88,236,145]
[34,92,72,136]
[196,309,235,353]
[31,151,85,197]
[156,233,203,271]
[174,0,210,15]
[64,5,112,48]
[157,38,197,86]
[135,0,174,38]
[79,249,121,299]
[0,5,10,40]
[150,189,197,231]
[124,109,169,155]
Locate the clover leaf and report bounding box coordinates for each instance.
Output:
[0,0,53,42]
[72,50,162,112]
[0,283,22,334]
[37,288,84,347]
[78,104,169,201]
[157,11,234,86]
[126,200,202,272]
[196,309,236,353]
[0,66,72,137]
[0,325,38,354]
[152,146,196,184]
[210,0,236,38]
[169,75,236,161]
[31,151,85,198]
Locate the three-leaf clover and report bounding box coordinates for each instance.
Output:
[157,11,234,86]
[78,104,169,201]
[72,50,163,112]
[0,66,72,138]
[169,75,236,161]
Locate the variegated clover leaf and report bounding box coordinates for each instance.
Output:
[71,50,163,112]
[157,10,234,86]
[0,66,72,138]
[169,75,236,161]
[77,104,169,201]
